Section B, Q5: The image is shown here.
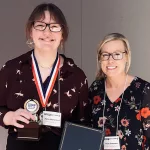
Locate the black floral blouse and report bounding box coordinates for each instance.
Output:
[89,77,150,150]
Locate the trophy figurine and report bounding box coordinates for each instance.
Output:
[17,99,42,141]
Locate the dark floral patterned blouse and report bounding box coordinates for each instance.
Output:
[0,50,89,136]
[89,77,150,150]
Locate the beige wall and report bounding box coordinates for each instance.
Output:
[1,0,150,149]
[82,0,150,84]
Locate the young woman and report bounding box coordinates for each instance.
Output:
[0,3,89,150]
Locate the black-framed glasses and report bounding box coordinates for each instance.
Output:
[100,51,126,61]
[33,21,63,32]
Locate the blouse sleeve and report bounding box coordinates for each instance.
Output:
[72,72,91,126]
[141,82,150,146]
[88,81,95,104]
[88,81,96,127]
[0,62,11,127]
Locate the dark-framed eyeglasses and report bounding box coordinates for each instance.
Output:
[33,21,63,32]
[100,51,127,61]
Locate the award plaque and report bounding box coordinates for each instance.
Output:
[17,99,42,141]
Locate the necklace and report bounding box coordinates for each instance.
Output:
[102,74,128,135]
[38,64,52,70]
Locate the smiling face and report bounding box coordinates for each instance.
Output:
[100,40,127,78]
[30,11,63,52]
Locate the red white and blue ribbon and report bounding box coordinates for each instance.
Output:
[31,51,60,107]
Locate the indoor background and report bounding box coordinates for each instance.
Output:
[0,0,150,149]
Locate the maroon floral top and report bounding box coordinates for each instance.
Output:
[0,50,89,136]
[89,77,150,150]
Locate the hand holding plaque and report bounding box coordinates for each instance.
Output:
[17,99,42,141]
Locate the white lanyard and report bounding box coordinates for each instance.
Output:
[102,75,128,135]
[58,70,61,112]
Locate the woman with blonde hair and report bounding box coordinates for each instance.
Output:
[89,33,150,149]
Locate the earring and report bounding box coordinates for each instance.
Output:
[60,41,64,50]
[26,39,34,49]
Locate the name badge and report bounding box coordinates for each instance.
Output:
[43,111,61,128]
[104,136,120,150]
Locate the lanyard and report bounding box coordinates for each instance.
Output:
[58,70,60,112]
[102,75,128,135]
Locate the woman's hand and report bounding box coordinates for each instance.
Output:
[3,108,35,128]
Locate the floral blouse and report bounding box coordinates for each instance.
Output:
[89,77,150,150]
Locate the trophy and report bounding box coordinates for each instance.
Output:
[17,99,42,141]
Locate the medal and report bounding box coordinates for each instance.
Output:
[31,51,62,127]
[24,99,39,115]
[31,52,60,107]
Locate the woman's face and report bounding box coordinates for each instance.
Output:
[31,11,63,52]
[100,40,128,78]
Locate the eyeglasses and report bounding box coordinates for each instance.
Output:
[33,21,63,32]
[100,51,126,61]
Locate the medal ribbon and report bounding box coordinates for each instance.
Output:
[31,52,60,107]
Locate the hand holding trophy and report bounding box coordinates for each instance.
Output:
[17,99,42,141]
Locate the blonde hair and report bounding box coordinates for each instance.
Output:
[96,33,131,80]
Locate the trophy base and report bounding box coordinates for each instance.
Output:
[17,122,42,141]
